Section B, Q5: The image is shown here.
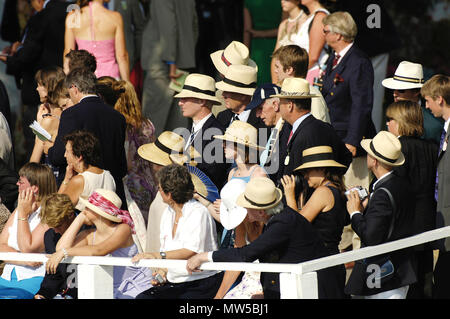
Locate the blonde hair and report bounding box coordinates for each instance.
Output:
[40,193,75,228]
[18,163,57,202]
[421,74,450,105]
[386,101,424,137]
[322,11,357,42]
[113,80,145,129]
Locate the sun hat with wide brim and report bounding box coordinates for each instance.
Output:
[382,61,425,90]
[138,131,200,166]
[294,145,348,173]
[360,131,405,167]
[213,120,264,150]
[219,178,248,230]
[270,77,319,99]
[78,189,124,223]
[174,73,221,105]
[210,41,258,76]
[215,64,257,96]
[236,177,283,210]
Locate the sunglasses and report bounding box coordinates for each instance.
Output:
[386,116,395,122]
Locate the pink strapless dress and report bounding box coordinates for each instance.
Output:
[75,2,120,79]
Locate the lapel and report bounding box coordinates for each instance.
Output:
[324,45,355,90]
[438,130,449,162]
[369,173,395,202]
[287,114,314,149]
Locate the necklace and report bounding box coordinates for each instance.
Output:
[288,11,303,23]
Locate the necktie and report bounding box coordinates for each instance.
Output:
[332,53,341,69]
[435,129,447,201]
[230,114,239,124]
[286,130,293,146]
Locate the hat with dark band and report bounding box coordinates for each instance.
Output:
[294,145,348,172]
[360,131,405,167]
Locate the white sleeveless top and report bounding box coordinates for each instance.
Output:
[75,170,116,211]
[2,207,46,281]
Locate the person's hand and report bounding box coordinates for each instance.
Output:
[63,163,76,183]
[24,261,43,268]
[169,64,183,84]
[281,175,296,199]
[34,294,46,299]
[345,143,357,157]
[346,190,363,215]
[46,250,65,274]
[0,55,6,63]
[186,252,208,275]
[78,210,93,226]
[193,193,212,208]
[17,188,35,219]
[10,41,21,55]
[213,199,221,215]
[131,252,159,264]
[150,269,167,286]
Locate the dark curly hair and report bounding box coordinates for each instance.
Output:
[63,130,102,170]
[156,164,194,205]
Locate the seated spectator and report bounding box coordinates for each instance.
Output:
[49,79,74,111]
[34,193,77,299]
[385,100,438,298]
[46,189,152,299]
[58,130,116,211]
[0,163,57,299]
[132,164,223,299]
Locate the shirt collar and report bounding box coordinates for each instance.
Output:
[336,42,354,62]
[43,0,50,9]
[291,112,311,134]
[192,113,212,133]
[79,95,99,103]
[444,117,450,133]
[235,109,251,123]
[372,170,393,190]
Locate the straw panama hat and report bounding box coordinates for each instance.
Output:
[78,189,123,223]
[215,64,257,96]
[210,41,258,76]
[294,145,347,172]
[213,120,264,150]
[382,61,424,90]
[219,178,248,230]
[270,77,319,99]
[360,131,405,167]
[174,73,221,105]
[138,131,200,166]
[236,177,283,210]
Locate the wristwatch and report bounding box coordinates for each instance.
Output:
[160,251,166,259]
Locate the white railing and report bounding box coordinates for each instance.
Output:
[1,226,450,299]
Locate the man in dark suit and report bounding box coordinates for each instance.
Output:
[0,0,69,162]
[345,131,417,298]
[272,77,352,185]
[421,74,450,298]
[174,73,230,190]
[186,177,342,299]
[47,68,128,208]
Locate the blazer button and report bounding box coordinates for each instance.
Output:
[330,92,334,96]
[271,280,276,285]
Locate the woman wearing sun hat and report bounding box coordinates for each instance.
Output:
[45,189,153,299]
[281,145,349,298]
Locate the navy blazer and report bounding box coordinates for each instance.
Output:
[212,207,335,299]
[187,114,230,190]
[345,172,417,296]
[47,96,128,205]
[321,44,376,155]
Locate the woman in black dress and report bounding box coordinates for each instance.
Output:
[386,100,438,299]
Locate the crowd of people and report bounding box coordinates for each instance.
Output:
[0,0,448,300]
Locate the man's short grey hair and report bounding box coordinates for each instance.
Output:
[265,202,284,216]
[323,11,358,42]
[65,68,97,95]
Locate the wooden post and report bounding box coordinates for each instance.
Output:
[77,264,114,299]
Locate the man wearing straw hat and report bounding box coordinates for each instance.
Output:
[270,77,352,184]
[175,73,230,189]
[215,64,269,145]
[382,61,444,146]
[186,176,340,299]
[345,131,417,299]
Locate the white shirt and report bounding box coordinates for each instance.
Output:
[335,42,354,66]
[185,113,212,150]
[291,112,312,135]
[159,199,219,283]
[444,117,450,134]
[230,109,251,125]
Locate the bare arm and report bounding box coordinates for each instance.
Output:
[243,7,252,49]
[63,13,77,72]
[29,137,44,163]
[307,12,327,69]
[58,168,84,206]
[114,13,130,81]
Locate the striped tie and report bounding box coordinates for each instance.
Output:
[435,129,446,201]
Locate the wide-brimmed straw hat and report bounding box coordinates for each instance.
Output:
[78,189,123,223]
[215,64,257,96]
[213,120,264,150]
[220,179,248,230]
[138,131,200,166]
[382,61,424,90]
[210,41,258,76]
[360,131,405,167]
[236,177,283,210]
[174,73,221,105]
[270,77,319,99]
[294,145,348,173]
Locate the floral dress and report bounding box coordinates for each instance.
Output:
[124,119,157,223]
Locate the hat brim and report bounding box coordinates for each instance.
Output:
[294,160,348,172]
[138,143,173,166]
[270,93,319,99]
[210,50,258,76]
[216,80,255,96]
[235,188,283,210]
[220,201,248,230]
[382,78,423,90]
[78,197,122,223]
[213,134,264,150]
[360,139,405,166]
[174,89,222,105]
